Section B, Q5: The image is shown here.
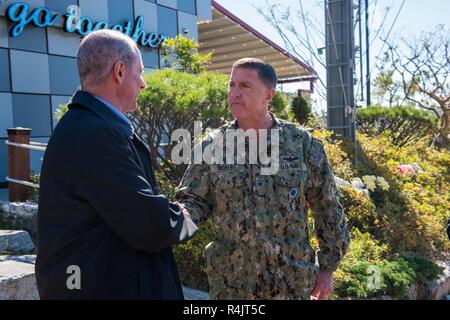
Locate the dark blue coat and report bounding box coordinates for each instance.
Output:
[36,90,197,300]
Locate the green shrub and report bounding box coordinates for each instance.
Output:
[173,219,214,291]
[349,132,450,258]
[338,186,380,235]
[133,68,230,182]
[398,252,444,283]
[155,168,213,291]
[291,95,311,125]
[334,257,420,299]
[269,91,288,115]
[55,103,69,120]
[356,105,437,147]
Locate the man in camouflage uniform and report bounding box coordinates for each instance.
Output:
[176,58,350,300]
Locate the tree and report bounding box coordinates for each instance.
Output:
[291,95,311,125]
[131,69,230,182]
[384,25,450,147]
[161,35,212,74]
[357,105,437,147]
[255,1,325,99]
[373,67,402,107]
[269,91,288,114]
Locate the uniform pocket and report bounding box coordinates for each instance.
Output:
[274,161,308,186]
[272,164,307,207]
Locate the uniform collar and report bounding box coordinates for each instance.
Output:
[230,112,285,145]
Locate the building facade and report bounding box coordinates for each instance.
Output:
[0,0,212,188]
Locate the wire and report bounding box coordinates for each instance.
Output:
[355,3,392,97]
[366,0,406,92]
[299,0,315,68]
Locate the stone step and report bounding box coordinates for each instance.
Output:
[0,230,35,255]
[182,286,209,300]
[0,201,38,244]
[0,255,36,264]
[0,260,38,300]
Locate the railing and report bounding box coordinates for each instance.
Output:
[4,128,168,202]
[4,128,46,202]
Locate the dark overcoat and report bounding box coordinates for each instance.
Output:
[36,91,197,299]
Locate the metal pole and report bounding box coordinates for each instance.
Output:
[365,0,371,106]
[358,0,364,101]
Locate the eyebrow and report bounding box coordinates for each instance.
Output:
[229,80,251,85]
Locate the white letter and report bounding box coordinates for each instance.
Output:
[171,128,191,164]
[66,265,81,290]
[260,129,279,175]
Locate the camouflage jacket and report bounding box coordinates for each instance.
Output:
[176,116,350,299]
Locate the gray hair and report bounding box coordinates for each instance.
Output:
[77,29,139,88]
[232,58,278,89]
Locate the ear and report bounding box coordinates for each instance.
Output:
[265,87,276,104]
[113,61,126,84]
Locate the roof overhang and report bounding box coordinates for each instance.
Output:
[198,0,317,83]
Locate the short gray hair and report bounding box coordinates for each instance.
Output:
[232,58,278,88]
[77,29,139,88]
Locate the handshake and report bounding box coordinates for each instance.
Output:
[175,202,191,220]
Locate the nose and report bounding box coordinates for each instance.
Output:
[140,77,146,90]
[229,86,241,98]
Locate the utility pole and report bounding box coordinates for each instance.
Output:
[365,0,371,106]
[358,0,364,101]
[325,0,356,142]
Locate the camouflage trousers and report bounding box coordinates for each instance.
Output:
[204,241,318,300]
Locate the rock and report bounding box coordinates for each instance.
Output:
[182,286,209,300]
[0,230,35,254]
[0,201,38,244]
[0,260,38,300]
[0,255,36,264]
[406,283,418,300]
[334,176,351,189]
[423,261,450,300]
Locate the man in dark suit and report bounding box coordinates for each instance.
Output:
[35,29,198,299]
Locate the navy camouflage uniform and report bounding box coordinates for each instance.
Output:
[176,115,350,299]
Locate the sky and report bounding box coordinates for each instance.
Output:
[214,0,450,111]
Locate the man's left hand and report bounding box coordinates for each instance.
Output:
[310,270,333,300]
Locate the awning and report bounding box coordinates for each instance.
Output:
[198,0,317,83]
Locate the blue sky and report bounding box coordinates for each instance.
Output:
[215,0,450,110]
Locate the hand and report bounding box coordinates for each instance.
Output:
[310,270,333,300]
[174,202,191,219]
[181,207,190,219]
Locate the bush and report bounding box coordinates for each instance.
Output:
[398,252,444,283]
[155,169,213,291]
[291,95,311,124]
[356,105,438,147]
[269,91,288,115]
[338,186,380,235]
[334,254,442,299]
[172,219,214,291]
[347,132,450,258]
[132,69,230,182]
